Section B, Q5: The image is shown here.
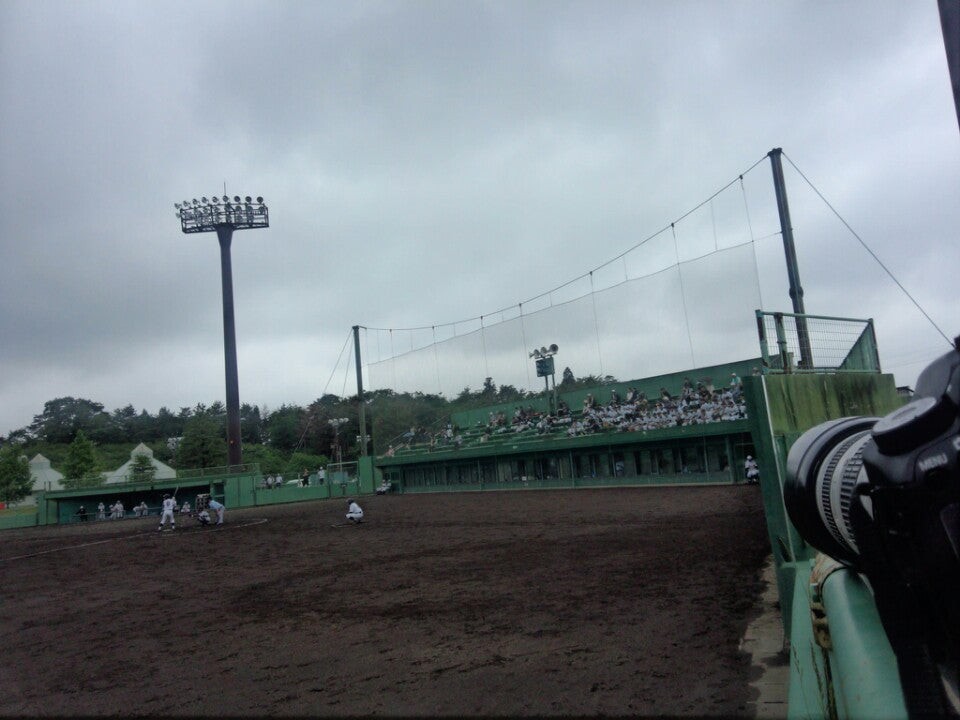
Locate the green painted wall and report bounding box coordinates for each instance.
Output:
[0,509,39,530]
[743,372,906,720]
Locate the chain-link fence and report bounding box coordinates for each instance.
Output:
[756,311,880,374]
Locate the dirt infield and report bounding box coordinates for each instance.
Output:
[0,486,770,717]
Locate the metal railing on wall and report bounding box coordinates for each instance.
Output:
[755,310,880,374]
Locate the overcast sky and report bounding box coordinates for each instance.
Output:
[1,1,958,436]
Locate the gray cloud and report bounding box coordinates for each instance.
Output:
[0,0,957,434]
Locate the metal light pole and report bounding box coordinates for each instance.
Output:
[329,417,349,469]
[175,194,269,467]
[530,344,559,415]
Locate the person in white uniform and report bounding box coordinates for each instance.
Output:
[346,498,364,524]
[158,493,176,531]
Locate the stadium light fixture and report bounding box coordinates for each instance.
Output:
[173,191,270,467]
[530,343,560,415]
[529,343,559,360]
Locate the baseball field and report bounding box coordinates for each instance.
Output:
[0,485,770,716]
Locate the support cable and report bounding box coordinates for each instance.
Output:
[360,154,769,334]
[673,223,696,368]
[293,330,352,452]
[740,175,765,311]
[589,271,605,377]
[519,303,531,387]
[389,329,397,389]
[432,326,441,395]
[781,152,951,346]
[480,315,490,380]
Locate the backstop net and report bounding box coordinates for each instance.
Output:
[361,164,782,408]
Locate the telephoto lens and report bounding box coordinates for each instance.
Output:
[784,416,880,564]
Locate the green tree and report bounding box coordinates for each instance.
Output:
[29,397,108,443]
[240,403,263,443]
[496,384,527,402]
[62,430,101,489]
[177,415,227,469]
[154,406,182,440]
[481,377,497,399]
[264,404,307,451]
[0,445,32,504]
[285,451,329,479]
[129,453,156,483]
[240,444,286,475]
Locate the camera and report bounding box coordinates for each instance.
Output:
[785,336,959,717]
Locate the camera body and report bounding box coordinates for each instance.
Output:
[785,339,959,717]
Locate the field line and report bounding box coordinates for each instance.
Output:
[0,518,269,562]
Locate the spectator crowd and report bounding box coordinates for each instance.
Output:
[385,374,748,454]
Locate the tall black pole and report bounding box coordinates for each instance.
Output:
[939,0,960,134]
[353,325,367,457]
[768,148,813,369]
[217,227,242,466]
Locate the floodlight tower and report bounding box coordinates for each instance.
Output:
[175,195,269,466]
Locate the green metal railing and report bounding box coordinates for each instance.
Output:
[755,310,880,374]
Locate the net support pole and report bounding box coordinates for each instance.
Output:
[768,148,813,369]
[939,0,960,134]
[352,325,368,457]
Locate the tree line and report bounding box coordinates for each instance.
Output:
[0,368,610,504]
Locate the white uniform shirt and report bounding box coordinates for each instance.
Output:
[162,498,176,513]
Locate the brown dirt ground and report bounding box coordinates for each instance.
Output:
[0,485,770,717]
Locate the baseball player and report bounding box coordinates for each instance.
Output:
[157,493,177,532]
[346,498,364,524]
[196,509,212,525]
[208,498,225,525]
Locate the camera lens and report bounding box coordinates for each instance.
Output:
[784,416,880,564]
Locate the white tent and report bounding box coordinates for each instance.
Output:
[103,443,176,485]
[15,454,67,506]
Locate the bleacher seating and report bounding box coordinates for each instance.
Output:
[381,379,747,458]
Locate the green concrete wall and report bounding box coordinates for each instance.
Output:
[0,509,39,530]
[742,372,906,720]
